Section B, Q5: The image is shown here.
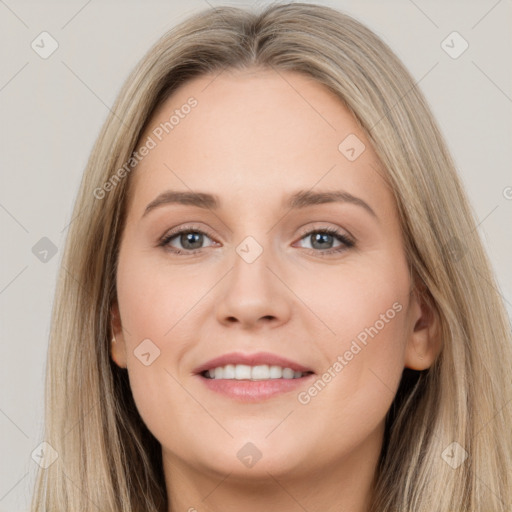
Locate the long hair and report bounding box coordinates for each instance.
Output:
[32,3,512,511]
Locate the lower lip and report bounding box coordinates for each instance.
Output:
[196,374,316,402]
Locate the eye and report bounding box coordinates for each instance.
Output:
[158,225,217,255]
[294,227,355,255]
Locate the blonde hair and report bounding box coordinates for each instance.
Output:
[32,3,512,511]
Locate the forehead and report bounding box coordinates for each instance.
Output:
[128,68,394,219]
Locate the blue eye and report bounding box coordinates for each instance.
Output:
[295,227,354,254]
[159,226,216,254]
[158,225,354,256]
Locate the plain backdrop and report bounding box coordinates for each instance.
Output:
[0,0,511,510]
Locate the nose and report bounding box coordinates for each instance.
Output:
[215,243,292,330]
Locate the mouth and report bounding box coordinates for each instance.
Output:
[200,364,315,381]
[193,350,315,377]
[193,352,316,402]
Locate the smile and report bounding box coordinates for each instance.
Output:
[201,364,314,380]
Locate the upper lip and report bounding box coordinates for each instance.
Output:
[193,351,315,374]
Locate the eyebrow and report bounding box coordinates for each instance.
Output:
[142,189,378,220]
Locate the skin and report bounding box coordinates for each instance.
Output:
[111,67,441,512]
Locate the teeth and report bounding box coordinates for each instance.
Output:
[204,364,309,380]
[236,364,252,380]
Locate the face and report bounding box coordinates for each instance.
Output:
[112,67,438,484]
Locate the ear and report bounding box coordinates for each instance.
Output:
[404,284,442,370]
[110,301,127,368]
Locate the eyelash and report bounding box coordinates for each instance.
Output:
[158,224,355,257]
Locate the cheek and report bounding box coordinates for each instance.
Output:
[312,268,409,373]
[115,251,188,431]
[295,258,410,442]
[116,248,200,340]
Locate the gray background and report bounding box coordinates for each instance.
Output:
[0,0,511,510]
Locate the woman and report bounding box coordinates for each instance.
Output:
[32,3,512,511]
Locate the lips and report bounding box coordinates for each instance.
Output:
[193,351,315,375]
